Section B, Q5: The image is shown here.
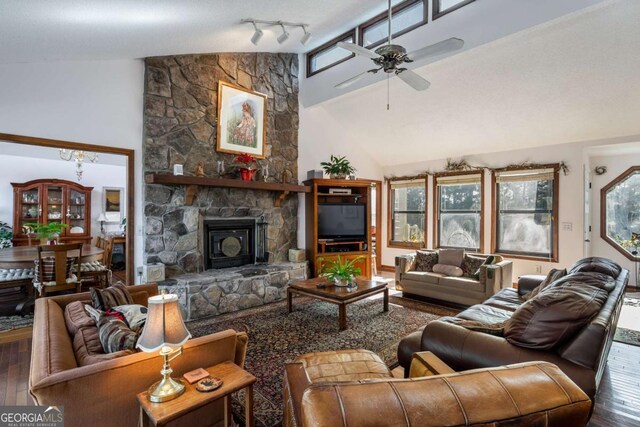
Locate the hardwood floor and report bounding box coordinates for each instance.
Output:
[1,331,639,424]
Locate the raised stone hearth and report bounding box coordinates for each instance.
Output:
[157,262,308,321]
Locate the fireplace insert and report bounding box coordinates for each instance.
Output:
[203,217,266,269]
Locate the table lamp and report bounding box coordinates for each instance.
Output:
[137,293,192,403]
[97,212,107,235]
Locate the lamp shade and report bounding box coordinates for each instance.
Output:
[97,212,108,222]
[137,294,192,353]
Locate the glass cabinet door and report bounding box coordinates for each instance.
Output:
[67,188,87,236]
[18,186,41,236]
[45,185,65,227]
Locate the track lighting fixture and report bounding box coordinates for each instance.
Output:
[250,22,264,46]
[241,19,311,46]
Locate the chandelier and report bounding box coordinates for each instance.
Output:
[59,149,98,181]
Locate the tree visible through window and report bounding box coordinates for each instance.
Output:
[494,168,558,259]
[436,174,481,250]
[602,166,640,259]
[389,179,426,247]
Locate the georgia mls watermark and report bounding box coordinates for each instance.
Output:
[0,406,63,427]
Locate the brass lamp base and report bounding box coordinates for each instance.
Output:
[147,377,186,403]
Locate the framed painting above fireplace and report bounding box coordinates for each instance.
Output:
[216,81,267,159]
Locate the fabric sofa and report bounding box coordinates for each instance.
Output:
[397,257,628,403]
[283,349,591,427]
[29,283,248,427]
[395,250,513,306]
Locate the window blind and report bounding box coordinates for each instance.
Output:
[436,174,481,186]
[390,179,426,189]
[495,168,555,183]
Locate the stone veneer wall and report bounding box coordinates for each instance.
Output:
[143,53,299,277]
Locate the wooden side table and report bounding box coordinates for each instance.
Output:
[137,361,256,427]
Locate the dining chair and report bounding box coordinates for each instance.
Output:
[79,239,112,290]
[35,243,83,297]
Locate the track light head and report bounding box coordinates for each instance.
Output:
[277,23,289,44]
[300,26,312,46]
[250,22,263,45]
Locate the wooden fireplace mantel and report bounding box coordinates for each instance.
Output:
[144,173,310,207]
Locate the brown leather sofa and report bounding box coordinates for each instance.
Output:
[29,284,248,427]
[397,257,628,404]
[283,349,591,427]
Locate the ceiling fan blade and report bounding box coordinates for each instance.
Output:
[337,41,380,59]
[397,70,430,91]
[335,69,375,89]
[407,37,464,61]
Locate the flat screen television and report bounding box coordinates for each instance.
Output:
[318,203,367,240]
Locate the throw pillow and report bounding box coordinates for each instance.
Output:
[113,304,148,333]
[91,282,134,311]
[84,304,103,323]
[64,301,96,336]
[432,264,464,277]
[97,315,140,353]
[523,268,567,301]
[460,255,485,279]
[414,251,438,272]
[438,249,464,267]
[504,283,608,350]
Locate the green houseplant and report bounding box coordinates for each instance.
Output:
[320,155,356,180]
[0,221,12,249]
[23,222,68,245]
[319,255,364,287]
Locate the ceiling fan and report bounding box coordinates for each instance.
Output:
[335,0,464,108]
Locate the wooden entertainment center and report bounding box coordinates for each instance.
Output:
[304,179,374,279]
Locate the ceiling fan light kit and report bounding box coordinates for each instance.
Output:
[335,0,465,108]
[241,19,310,46]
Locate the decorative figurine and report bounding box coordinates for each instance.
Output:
[195,161,205,177]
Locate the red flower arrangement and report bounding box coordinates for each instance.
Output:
[234,153,258,181]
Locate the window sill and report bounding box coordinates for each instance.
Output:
[388,242,424,250]
[495,253,559,263]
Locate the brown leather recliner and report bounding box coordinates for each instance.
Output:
[283,350,591,427]
[397,257,628,404]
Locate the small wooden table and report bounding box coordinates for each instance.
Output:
[287,278,389,330]
[137,361,256,427]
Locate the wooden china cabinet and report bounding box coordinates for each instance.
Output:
[11,179,93,246]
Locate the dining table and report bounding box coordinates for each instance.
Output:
[0,244,104,269]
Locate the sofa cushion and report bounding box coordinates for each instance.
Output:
[484,288,522,312]
[294,349,392,383]
[91,282,134,311]
[524,268,567,301]
[433,264,463,277]
[504,283,609,350]
[440,276,484,293]
[569,257,621,279]
[64,300,96,336]
[440,317,505,336]
[438,248,464,267]
[414,251,438,272]
[403,271,445,285]
[457,304,513,324]
[97,315,140,353]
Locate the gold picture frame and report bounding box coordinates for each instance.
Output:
[216,81,267,159]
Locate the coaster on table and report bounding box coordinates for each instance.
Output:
[196,377,223,393]
[183,368,210,384]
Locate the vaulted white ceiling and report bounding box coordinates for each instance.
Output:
[308,0,640,166]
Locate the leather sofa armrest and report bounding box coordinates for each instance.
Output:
[283,363,312,427]
[409,351,455,378]
[517,275,546,296]
[395,254,416,286]
[421,320,597,399]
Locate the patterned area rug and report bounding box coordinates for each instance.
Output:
[0,314,33,332]
[187,294,458,427]
[614,296,640,347]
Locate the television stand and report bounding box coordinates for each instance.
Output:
[319,240,365,254]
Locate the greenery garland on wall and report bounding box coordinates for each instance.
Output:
[384,159,569,182]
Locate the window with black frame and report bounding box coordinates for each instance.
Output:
[388,179,426,248]
[360,0,428,50]
[436,173,482,251]
[306,30,356,77]
[494,168,558,260]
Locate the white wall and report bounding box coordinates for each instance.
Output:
[381,136,640,281]
[0,154,126,238]
[589,152,640,285]
[0,59,144,268]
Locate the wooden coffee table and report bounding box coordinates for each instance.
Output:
[287,278,389,330]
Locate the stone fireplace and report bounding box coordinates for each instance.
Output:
[143,52,307,319]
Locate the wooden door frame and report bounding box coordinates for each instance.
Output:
[0,133,135,285]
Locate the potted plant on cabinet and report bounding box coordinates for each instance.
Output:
[320,155,356,179]
[234,153,258,181]
[0,221,12,249]
[23,222,68,245]
[319,255,364,287]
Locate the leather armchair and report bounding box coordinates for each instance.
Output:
[283,357,591,427]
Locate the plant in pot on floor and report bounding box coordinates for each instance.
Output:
[234,153,258,181]
[320,155,356,180]
[23,222,68,245]
[319,255,364,287]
